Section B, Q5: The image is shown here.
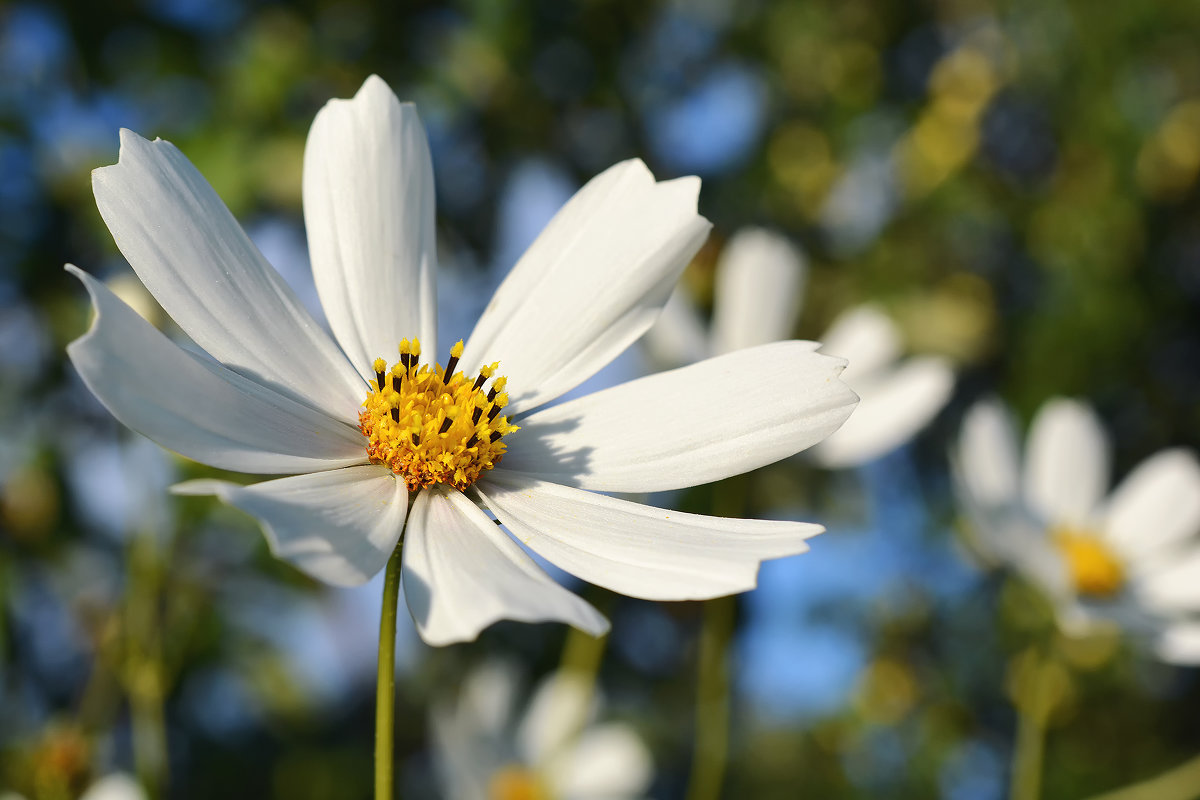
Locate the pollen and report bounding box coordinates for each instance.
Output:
[1052,527,1125,598]
[359,338,518,492]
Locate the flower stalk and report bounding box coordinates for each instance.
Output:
[375,535,405,800]
[685,594,735,800]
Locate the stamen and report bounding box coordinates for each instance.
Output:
[359,344,517,491]
[442,340,464,386]
[373,358,386,391]
[487,398,507,422]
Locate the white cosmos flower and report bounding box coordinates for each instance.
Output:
[644,227,954,468]
[66,76,859,646]
[954,396,1200,662]
[431,663,652,800]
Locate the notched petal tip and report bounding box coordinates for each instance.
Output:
[658,173,703,208]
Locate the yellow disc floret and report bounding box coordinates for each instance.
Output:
[359,338,518,492]
[1052,527,1125,598]
[488,766,551,800]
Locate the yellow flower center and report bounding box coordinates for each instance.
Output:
[1052,527,1125,598]
[358,338,518,492]
[488,766,551,800]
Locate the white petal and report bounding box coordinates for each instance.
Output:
[171,466,406,586]
[1023,398,1109,528]
[1102,448,1200,563]
[92,130,365,422]
[66,266,367,474]
[303,75,438,373]
[401,486,610,646]
[545,723,654,799]
[477,472,820,600]
[463,159,711,414]
[516,671,597,767]
[500,341,858,493]
[641,286,712,369]
[711,227,806,355]
[1157,624,1200,665]
[810,356,954,468]
[1134,546,1200,613]
[818,304,901,384]
[954,398,1022,507]
[80,775,147,800]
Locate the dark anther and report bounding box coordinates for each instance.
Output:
[487,387,498,402]
[465,433,479,448]
[443,354,460,385]
[375,369,386,389]
[390,406,399,423]
[489,430,503,443]
[471,406,483,424]
[399,353,410,370]
[411,432,420,446]
[391,375,401,393]
[487,404,502,422]
[472,374,487,390]
[438,417,454,434]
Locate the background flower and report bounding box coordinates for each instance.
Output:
[644,227,954,468]
[955,396,1200,659]
[431,662,652,800]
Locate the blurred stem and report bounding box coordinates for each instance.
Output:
[685,594,735,800]
[126,533,168,800]
[375,537,405,800]
[1010,698,1047,800]
[1084,752,1200,800]
[685,476,746,800]
[1008,650,1058,800]
[553,597,611,746]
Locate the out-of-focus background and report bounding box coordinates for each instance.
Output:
[2,0,1199,798]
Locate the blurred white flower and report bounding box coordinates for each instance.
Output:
[2,774,147,800]
[644,227,954,467]
[954,397,1200,662]
[79,775,148,800]
[67,76,857,646]
[432,663,652,800]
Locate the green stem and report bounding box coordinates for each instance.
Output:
[1008,649,1060,800]
[1085,752,1200,800]
[129,660,167,799]
[1009,694,1048,800]
[685,594,736,800]
[375,542,404,800]
[126,534,168,799]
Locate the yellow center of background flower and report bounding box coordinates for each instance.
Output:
[1052,527,1125,597]
[488,766,551,800]
[359,338,517,492]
